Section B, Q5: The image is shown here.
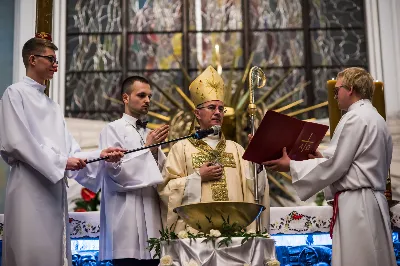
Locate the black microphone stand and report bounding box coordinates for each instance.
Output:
[86,132,201,164]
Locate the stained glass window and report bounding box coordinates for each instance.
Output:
[66,0,368,121]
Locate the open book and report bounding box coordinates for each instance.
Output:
[242,110,329,164]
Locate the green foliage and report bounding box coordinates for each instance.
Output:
[147,216,271,259]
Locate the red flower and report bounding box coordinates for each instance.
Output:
[293,214,303,220]
[81,188,96,202]
[75,208,87,212]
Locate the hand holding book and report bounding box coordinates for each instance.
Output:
[243,110,329,164]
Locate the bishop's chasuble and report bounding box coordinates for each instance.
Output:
[158,134,270,233]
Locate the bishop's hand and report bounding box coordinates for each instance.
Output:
[262,147,291,172]
[199,162,223,182]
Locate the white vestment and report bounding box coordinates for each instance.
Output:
[290,100,396,266]
[98,114,165,261]
[0,77,103,266]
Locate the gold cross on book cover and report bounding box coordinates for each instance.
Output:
[242,110,329,164]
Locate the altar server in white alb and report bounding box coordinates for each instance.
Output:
[98,76,169,266]
[0,37,125,266]
[263,67,396,266]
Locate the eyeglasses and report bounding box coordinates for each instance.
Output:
[197,105,227,114]
[33,54,58,65]
[334,85,349,96]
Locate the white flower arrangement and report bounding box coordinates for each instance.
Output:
[247,229,256,235]
[209,229,221,237]
[147,216,271,258]
[160,255,173,266]
[178,230,189,239]
[262,232,270,238]
[266,259,280,266]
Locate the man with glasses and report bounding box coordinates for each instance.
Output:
[0,37,125,266]
[263,67,396,266]
[158,66,270,233]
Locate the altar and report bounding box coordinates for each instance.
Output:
[0,205,399,265]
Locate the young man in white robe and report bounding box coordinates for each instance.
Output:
[98,76,169,266]
[263,67,396,266]
[0,37,125,266]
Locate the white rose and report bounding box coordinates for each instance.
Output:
[266,259,280,266]
[178,230,189,239]
[247,229,256,235]
[184,259,199,266]
[244,264,251,266]
[262,232,270,238]
[160,255,173,266]
[209,229,221,237]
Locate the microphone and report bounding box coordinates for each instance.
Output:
[192,125,221,140]
[86,125,222,164]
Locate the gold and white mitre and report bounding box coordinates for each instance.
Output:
[189,66,224,107]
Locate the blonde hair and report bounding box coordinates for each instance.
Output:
[337,67,374,100]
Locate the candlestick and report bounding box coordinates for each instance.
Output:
[326,79,341,138]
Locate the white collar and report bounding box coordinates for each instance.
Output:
[23,76,46,93]
[122,113,139,127]
[347,99,372,112]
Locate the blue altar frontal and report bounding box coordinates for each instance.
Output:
[1,206,400,265]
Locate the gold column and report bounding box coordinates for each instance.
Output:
[35,0,54,96]
[326,79,341,138]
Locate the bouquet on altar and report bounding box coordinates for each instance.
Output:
[148,215,271,259]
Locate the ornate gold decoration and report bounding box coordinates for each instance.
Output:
[189,135,236,201]
[189,66,225,106]
[35,32,52,41]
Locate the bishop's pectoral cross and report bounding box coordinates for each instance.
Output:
[299,133,314,152]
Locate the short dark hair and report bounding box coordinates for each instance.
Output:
[22,38,58,67]
[121,75,150,97]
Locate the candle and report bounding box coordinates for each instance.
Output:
[326,79,341,138]
[372,81,386,120]
[371,81,392,202]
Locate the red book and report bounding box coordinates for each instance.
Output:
[242,110,329,164]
